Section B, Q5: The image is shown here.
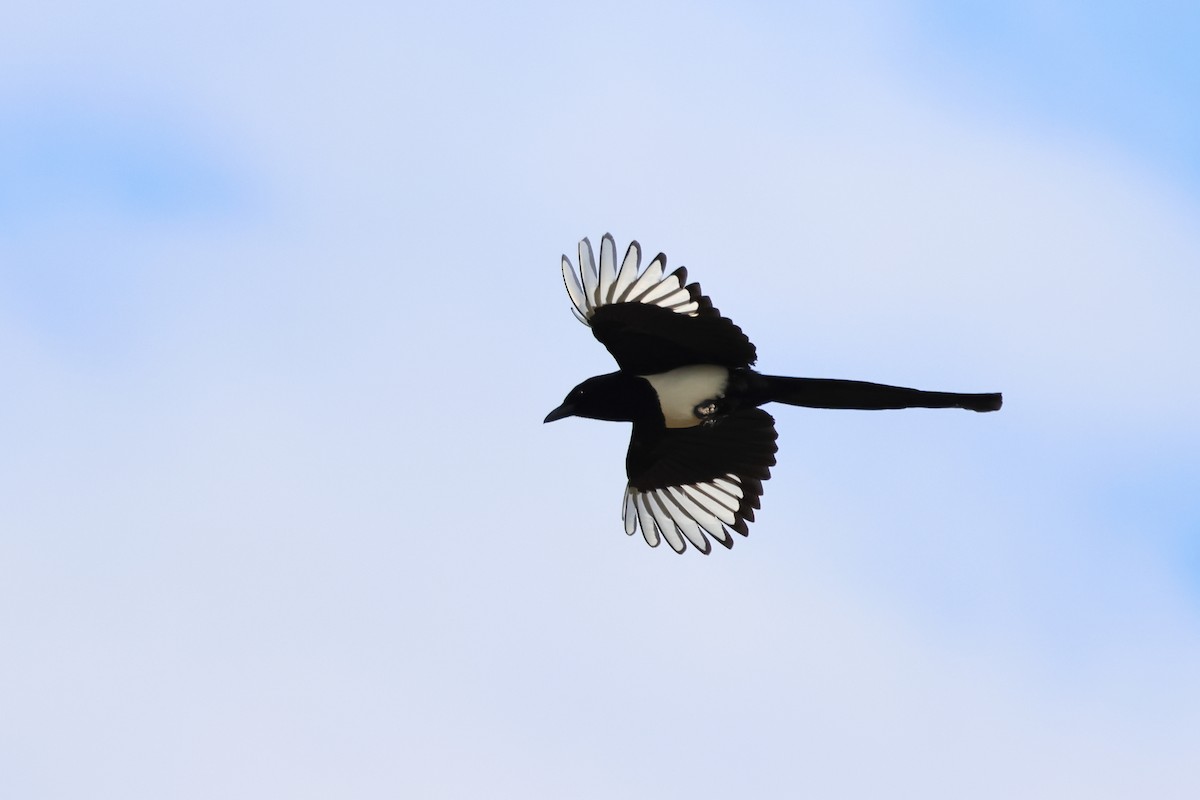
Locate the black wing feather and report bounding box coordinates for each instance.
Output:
[626,408,778,540]
[590,283,757,375]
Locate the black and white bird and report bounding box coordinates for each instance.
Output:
[545,234,1002,555]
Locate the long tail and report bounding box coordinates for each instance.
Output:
[760,376,1002,413]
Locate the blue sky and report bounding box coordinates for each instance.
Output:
[909,1,1200,189]
[2,2,1198,798]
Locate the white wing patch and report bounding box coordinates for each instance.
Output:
[562,234,700,324]
[622,475,745,554]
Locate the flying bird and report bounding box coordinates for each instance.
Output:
[545,234,1002,554]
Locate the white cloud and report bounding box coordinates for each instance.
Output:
[1,2,1197,798]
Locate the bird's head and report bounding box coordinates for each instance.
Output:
[544,372,655,424]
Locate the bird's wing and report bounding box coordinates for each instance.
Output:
[622,409,778,554]
[562,234,757,375]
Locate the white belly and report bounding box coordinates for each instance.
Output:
[641,365,730,428]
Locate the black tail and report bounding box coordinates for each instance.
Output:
[760,376,1002,413]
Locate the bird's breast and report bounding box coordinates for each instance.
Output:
[640,365,730,428]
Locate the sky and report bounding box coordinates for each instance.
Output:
[1,1,1198,797]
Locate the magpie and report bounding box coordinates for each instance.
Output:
[545,234,1002,555]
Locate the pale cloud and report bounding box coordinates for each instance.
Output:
[1,2,1196,798]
